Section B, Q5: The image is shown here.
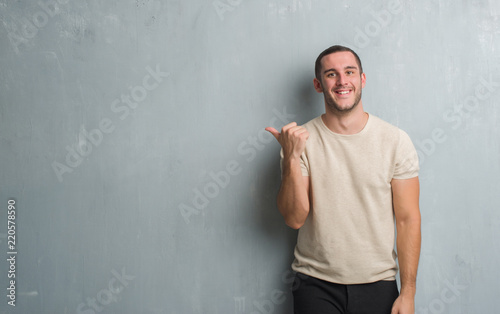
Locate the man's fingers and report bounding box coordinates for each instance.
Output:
[266,122,308,143]
[265,127,280,140]
[281,122,297,132]
[284,125,309,139]
[287,125,307,135]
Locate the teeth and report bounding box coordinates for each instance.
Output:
[337,90,350,95]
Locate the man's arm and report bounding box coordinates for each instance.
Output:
[266,122,310,229]
[277,160,310,229]
[391,176,421,314]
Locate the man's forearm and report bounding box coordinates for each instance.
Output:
[277,157,309,229]
[396,216,421,296]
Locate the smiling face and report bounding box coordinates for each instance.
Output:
[313,51,366,115]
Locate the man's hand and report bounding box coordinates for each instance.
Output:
[391,294,415,314]
[265,122,309,160]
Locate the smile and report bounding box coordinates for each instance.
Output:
[334,89,352,95]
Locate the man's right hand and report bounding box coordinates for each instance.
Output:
[265,122,309,160]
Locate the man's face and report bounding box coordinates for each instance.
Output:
[314,51,366,114]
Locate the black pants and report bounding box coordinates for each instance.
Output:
[292,272,399,314]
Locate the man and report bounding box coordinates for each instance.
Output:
[265,45,421,314]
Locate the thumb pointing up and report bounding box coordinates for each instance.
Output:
[265,127,280,141]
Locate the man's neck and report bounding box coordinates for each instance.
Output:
[321,104,369,135]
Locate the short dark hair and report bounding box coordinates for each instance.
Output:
[315,45,363,80]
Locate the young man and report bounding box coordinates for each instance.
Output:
[266,45,421,314]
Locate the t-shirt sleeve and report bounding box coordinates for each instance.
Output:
[393,129,420,179]
[279,148,310,177]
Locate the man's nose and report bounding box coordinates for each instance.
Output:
[336,74,347,85]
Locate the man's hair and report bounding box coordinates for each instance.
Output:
[314,45,363,80]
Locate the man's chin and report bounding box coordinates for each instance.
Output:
[327,102,356,113]
[337,104,355,112]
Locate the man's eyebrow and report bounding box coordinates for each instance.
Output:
[323,66,358,74]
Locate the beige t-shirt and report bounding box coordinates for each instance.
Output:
[284,113,419,284]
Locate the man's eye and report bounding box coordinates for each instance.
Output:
[346,71,353,75]
[327,73,336,77]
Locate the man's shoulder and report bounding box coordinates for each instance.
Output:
[369,114,399,131]
[300,116,323,132]
[368,114,417,154]
[368,114,407,137]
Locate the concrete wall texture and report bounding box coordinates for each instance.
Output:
[0,0,499,313]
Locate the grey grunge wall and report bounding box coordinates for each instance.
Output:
[0,0,499,313]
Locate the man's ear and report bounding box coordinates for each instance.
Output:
[313,78,323,93]
[361,72,366,89]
